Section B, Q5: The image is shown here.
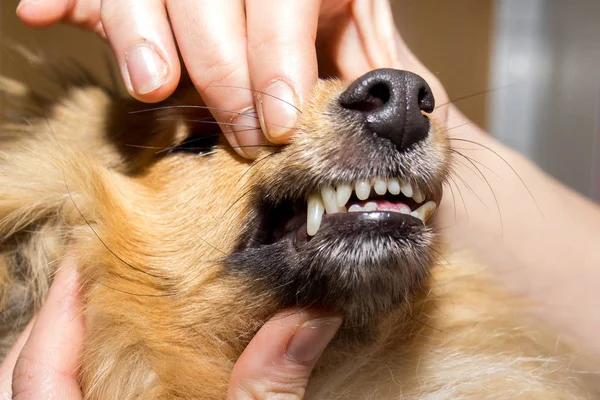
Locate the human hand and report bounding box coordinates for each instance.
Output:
[226,310,342,399]
[0,257,85,399]
[16,0,404,159]
[0,260,341,399]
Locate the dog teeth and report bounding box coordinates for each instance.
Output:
[348,204,363,212]
[374,179,387,195]
[412,186,424,203]
[410,201,437,223]
[400,181,413,198]
[307,193,325,236]
[387,178,401,195]
[321,186,339,214]
[355,180,371,200]
[336,184,352,207]
[306,178,433,236]
[364,201,377,212]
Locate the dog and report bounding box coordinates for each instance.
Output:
[0,50,597,398]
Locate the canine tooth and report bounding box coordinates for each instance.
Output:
[410,201,437,223]
[307,193,325,236]
[388,178,401,195]
[336,184,352,207]
[374,179,387,195]
[364,202,377,212]
[355,180,371,200]
[321,186,339,214]
[348,204,363,212]
[400,181,413,198]
[412,186,424,203]
[399,204,412,215]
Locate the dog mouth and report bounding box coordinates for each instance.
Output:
[228,173,441,322]
[254,177,439,249]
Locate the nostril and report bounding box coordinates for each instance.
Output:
[342,82,391,113]
[369,83,391,105]
[339,69,435,152]
[417,85,435,113]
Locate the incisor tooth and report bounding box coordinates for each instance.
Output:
[307,193,325,236]
[355,180,371,200]
[400,181,413,198]
[374,179,387,195]
[321,186,339,214]
[398,204,412,215]
[364,202,377,212]
[348,204,363,212]
[412,186,424,203]
[410,201,437,223]
[336,184,352,207]
[388,178,401,195]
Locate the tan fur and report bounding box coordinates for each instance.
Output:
[0,57,598,399]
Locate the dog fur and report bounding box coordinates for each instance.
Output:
[0,53,598,399]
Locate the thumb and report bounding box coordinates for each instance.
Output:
[10,256,84,400]
[227,309,342,399]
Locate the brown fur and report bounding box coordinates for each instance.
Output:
[0,54,598,399]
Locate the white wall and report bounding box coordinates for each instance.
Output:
[490,0,600,201]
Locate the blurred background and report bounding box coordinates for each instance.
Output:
[1,0,599,203]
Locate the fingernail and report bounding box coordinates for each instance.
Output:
[125,45,169,95]
[285,317,342,364]
[256,79,299,139]
[16,0,38,12]
[230,107,264,159]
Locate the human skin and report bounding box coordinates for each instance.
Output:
[15,0,400,159]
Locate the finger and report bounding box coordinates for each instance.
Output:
[246,0,321,144]
[11,257,85,400]
[166,0,264,160]
[227,309,342,399]
[0,317,35,396]
[16,0,103,35]
[100,0,180,102]
[351,0,395,69]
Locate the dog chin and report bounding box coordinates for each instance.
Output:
[226,211,435,328]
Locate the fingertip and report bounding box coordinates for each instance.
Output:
[122,44,180,103]
[284,316,342,365]
[229,107,267,159]
[101,0,180,103]
[227,308,342,399]
[256,79,300,144]
[16,0,69,28]
[223,130,249,159]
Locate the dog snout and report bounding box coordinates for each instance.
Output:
[339,68,435,152]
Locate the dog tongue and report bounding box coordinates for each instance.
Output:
[348,199,412,214]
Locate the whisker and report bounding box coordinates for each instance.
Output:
[156,117,293,131]
[129,104,259,120]
[449,137,542,217]
[65,186,170,280]
[89,277,177,298]
[440,121,472,134]
[156,118,260,130]
[445,176,458,220]
[452,150,504,234]
[450,150,482,177]
[446,173,469,222]
[197,236,226,256]
[206,85,303,114]
[236,146,287,185]
[434,83,519,111]
[449,166,487,209]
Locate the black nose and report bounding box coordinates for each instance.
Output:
[339,69,435,152]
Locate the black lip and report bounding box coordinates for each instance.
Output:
[294,211,423,248]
